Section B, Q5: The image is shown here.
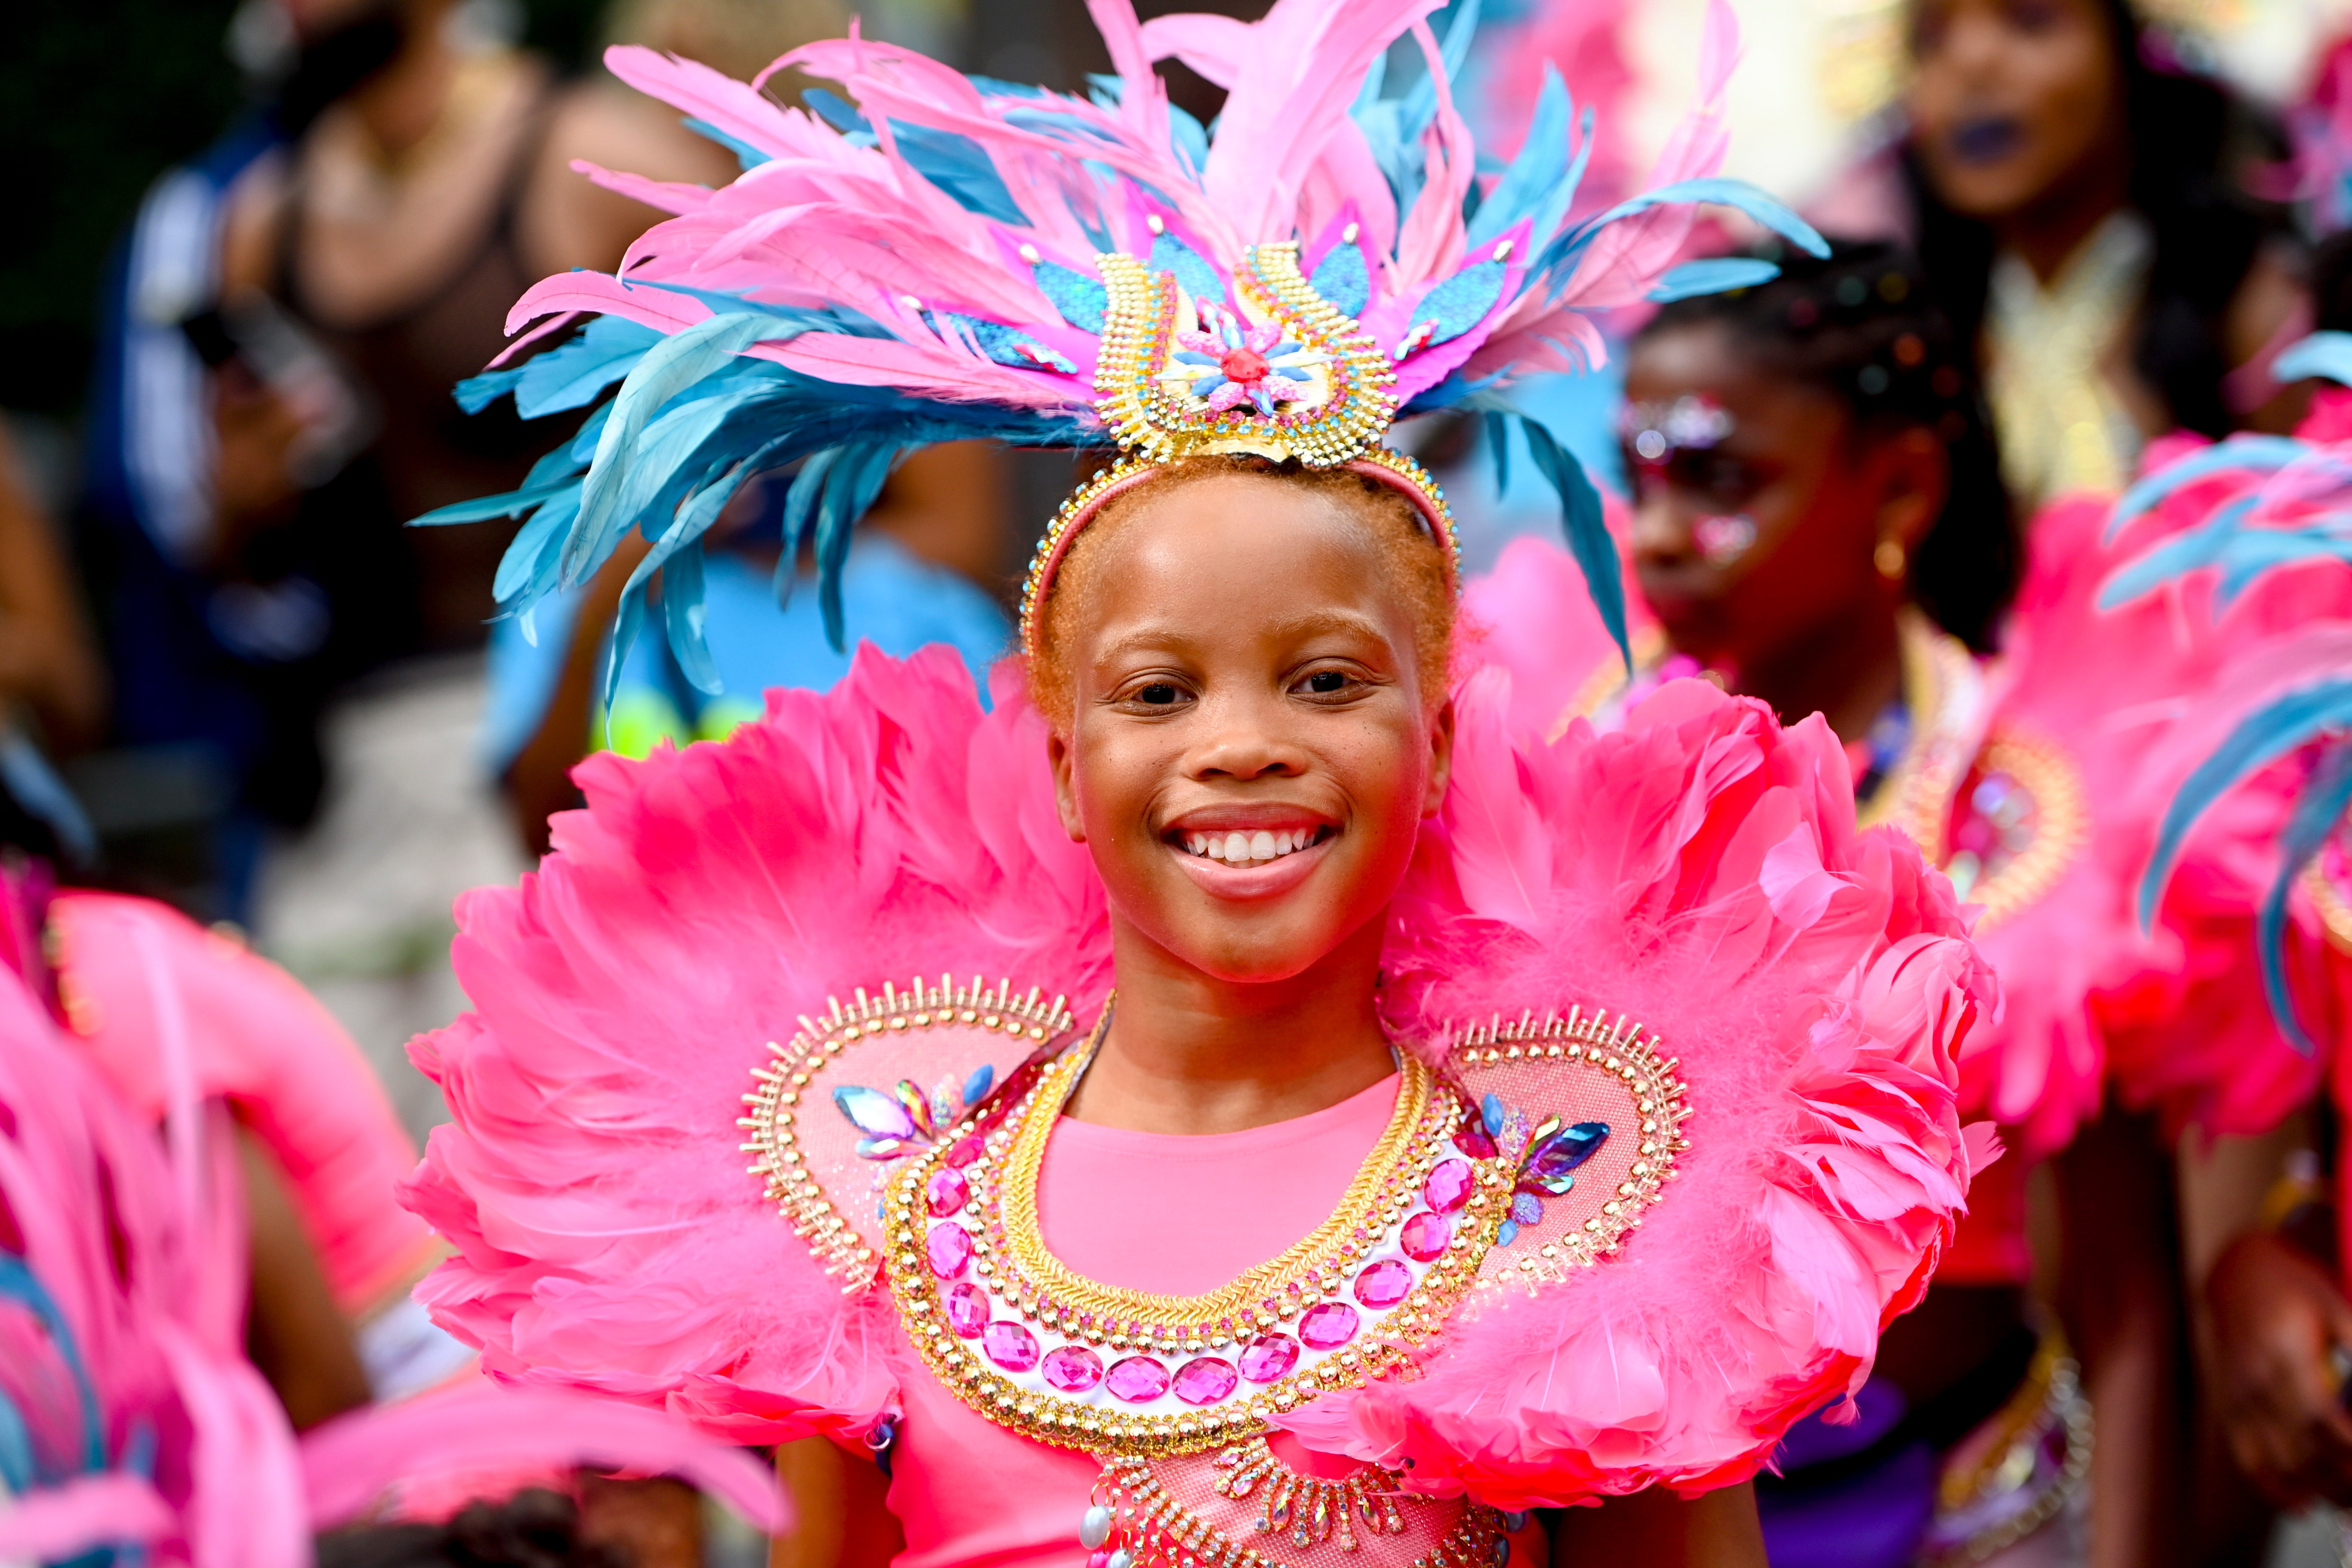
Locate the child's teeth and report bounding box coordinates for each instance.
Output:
[1250,831,1277,859]
[1222,832,1250,861]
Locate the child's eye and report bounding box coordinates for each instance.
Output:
[1137,682,1182,705]
[1297,668,1357,697]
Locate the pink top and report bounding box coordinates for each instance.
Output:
[886,1073,1403,1568]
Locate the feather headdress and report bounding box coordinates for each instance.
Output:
[432,0,1822,692]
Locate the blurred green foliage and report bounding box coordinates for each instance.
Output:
[1,0,611,425]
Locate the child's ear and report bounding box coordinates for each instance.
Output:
[1048,729,1086,842]
[1423,699,1456,817]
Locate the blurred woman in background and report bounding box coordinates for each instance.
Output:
[1899,0,2305,513]
[1465,239,2295,1566]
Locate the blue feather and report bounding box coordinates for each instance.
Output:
[412,479,577,527]
[2272,330,2352,388]
[2141,679,2352,927]
[893,122,1029,226]
[681,116,771,172]
[2105,436,2308,533]
[515,315,663,418]
[1538,178,1826,294]
[2096,494,2261,608]
[455,366,525,413]
[2257,741,2352,1053]
[1521,415,1629,667]
[0,1253,103,1472]
[570,314,789,583]
[1647,257,1782,302]
[1465,65,1569,251]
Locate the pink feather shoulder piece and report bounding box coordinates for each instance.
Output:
[405,646,1987,1499]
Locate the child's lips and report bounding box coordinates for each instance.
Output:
[1164,829,1335,900]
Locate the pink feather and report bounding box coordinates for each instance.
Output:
[301,1381,792,1533]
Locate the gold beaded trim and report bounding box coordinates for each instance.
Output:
[1959,731,2089,932]
[1443,1006,1691,1294]
[739,975,1079,1285]
[1015,241,1455,660]
[1093,244,1397,468]
[881,1053,1513,1457]
[993,1044,1442,1324]
[1098,1448,1502,1568]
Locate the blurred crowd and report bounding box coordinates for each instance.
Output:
[14,0,2352,1562]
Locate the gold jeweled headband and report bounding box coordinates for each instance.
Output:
[1016,237,1461,658]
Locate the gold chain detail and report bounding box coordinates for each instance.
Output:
[995,1042,1438,1324]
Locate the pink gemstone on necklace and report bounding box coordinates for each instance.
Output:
[1454,1124,1498,1159]
[1354,1259,1412,1309]
[946,1135,985,1168]
[983,1320,1040,1372]
[1172,1356,1239,1405]
[1236,1333,1299,1384]
[943,1282,991,1337]
[927,1167,970,1218]
[1042,1344,1105,1393]
[1104,1356,1172,1403]
[1423,1158,1474,1214]
[1298,1301,1361,1351]
[1221,347,1271,383]
[1400,1211,1452,1262]
[927,1222,973,1278]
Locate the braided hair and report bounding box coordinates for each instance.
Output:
[1633,239,2021,652]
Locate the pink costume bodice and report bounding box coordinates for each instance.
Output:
[887,1075,1400,1568]
[48,890,435,1315]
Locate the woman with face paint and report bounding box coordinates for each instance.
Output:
[1898,0,2304,515]
[1467,240,2287,1565]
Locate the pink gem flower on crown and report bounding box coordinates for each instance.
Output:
[1174,301,1326,415]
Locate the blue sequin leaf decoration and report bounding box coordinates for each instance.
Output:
[1480,1092,1507,1137]
[963,1063,996,1105]
[1150,230,1226,308]
[1030,260,1108,335]
[1310,238,1370,317]
[1402,258,1509,354]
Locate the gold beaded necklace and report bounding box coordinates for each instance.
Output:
[993,1021,1440,1327]
[882,1004,1507,1457]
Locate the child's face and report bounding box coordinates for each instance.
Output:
[1623,323,1930,670]
[1906,0,2126,224]
[1047,474,1452,985]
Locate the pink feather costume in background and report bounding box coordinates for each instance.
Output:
[43,892,439,1318]
[402,644,1993,1565]
[1453,491,2316,1288]
[0,868,789,1565]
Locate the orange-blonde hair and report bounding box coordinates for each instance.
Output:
[1027,455,1455,725]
